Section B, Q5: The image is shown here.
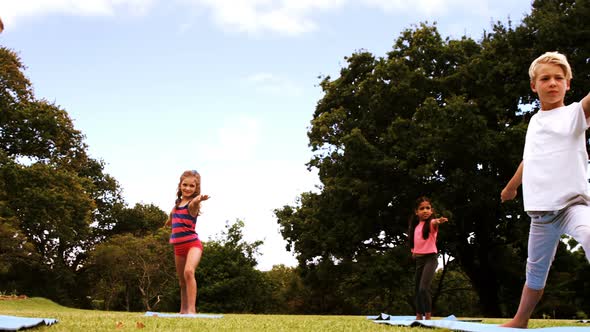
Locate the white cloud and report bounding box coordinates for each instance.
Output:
[177,21,193,34]
[245,72,303,96]
[3,0,342,35]
[202,115,261,161]
[362,0,447,15]
[362,0,502,19]
[188,0,346,36]
[0,0,155,28]
[1,0,518,37]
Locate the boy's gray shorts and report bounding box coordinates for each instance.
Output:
[526,199,590,289]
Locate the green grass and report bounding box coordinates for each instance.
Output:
[0,298,587,331]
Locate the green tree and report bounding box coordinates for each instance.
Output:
[0,154,39,276]
[0,45,124,305]
[277,1,590,315]
[0,47,84,163]
[275,3,587,314]
[198,219,274,313]
[109,203,167,237]
[276,22,520,316]
[264,264,308,314]
[432,264,481,317]
[85,229,175,311]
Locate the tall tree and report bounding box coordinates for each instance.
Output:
[0,45,124,304]
[277,23,519,316]
[277,1,590,316]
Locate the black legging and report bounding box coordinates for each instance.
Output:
[414,253,438,314]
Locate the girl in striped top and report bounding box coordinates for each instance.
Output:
[164,170,210,314]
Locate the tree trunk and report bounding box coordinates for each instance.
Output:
[460,241,503,317]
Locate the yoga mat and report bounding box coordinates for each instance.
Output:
[366,313,416,321]
[0,315,57,331]
[367,314,481,322]
[372,314,590,331]
[145,311,223,319]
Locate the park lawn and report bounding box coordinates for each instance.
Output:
[0,297,587,331]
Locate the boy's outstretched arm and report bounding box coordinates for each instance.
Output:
[501,161,523,202]
[583,93,590,119]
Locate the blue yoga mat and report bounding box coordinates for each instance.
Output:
[0,315,57,331]
[145,311,223,319]
[366,313,416,321]
[369,313,590,331]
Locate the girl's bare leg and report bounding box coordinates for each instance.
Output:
[174,254,188,314]
[184,247,203,314]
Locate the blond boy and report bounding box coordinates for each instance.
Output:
[501,51,590,328]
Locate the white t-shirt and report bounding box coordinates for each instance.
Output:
[522,102,590,211]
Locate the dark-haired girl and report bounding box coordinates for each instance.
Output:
[408,196,448,320]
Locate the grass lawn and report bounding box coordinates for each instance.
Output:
[0,297,587,331]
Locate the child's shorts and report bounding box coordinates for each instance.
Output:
[526,199,590,289]
[174,240,203,257]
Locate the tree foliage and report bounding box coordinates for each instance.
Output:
[276,0,590,317]
[198,219,273,313]
[0,45,124,304]
[263,264,308,314]
[1,45,297,313]
[85,229,175,311]
[2,0,590,316]
[109,203,167,237]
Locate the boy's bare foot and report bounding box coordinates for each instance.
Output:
[500,319,528,328]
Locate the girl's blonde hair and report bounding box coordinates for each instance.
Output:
[528,51,572,82]
[175,170,201,212]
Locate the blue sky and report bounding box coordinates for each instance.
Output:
[1,0,533,270]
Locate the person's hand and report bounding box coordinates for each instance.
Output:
[198,194,210,202]
[501,187,517,202]
[164,216,171,227]
[434,217,448,225]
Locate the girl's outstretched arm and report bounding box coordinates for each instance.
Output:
[188,194,210,217]
[164,212,173,227]
[433,217,448,225]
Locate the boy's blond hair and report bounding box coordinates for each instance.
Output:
[529,51,572,82]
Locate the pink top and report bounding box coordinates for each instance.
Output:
[412,221,438,254]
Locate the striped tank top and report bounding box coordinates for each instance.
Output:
[169,203,199,245]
